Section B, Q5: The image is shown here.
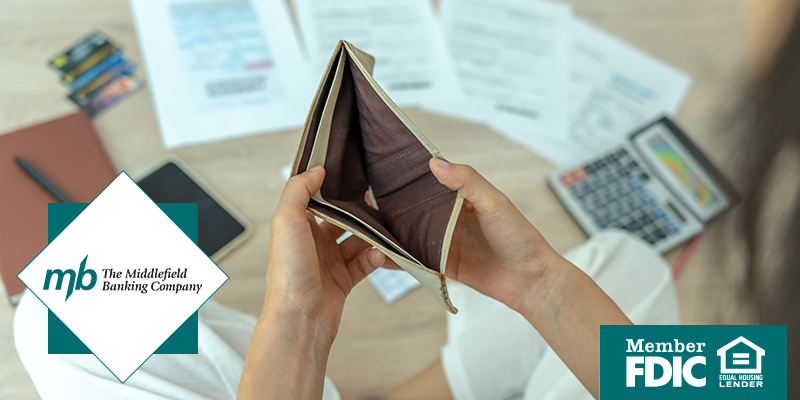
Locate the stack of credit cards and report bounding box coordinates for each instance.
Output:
[48,31,143,116]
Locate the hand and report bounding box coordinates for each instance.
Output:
[265,166,391,345]
[429,158,560,314]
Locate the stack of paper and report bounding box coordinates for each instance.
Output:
[289,0,691,165]
[130,0,692,164]
[424,0,691,165]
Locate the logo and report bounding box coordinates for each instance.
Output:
[717,336,765,374]
[18,173,228,382]
[601,325,786,399]
[42,255,96,301]
[624,339,707,387]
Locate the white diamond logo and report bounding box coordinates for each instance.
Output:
[18,172,228,382]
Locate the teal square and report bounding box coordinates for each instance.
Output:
[46,203,200,355]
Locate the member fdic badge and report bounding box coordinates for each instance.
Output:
[600,325,787,399]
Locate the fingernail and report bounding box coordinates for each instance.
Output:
[433,158,449,168]
[310,165,323,172]
[368,249,385,267]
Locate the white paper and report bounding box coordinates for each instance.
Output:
[366,268,422,304]
[427,0,572,142]
[530,19,693,165]
[291,0,462,108]
[129,0,314,148]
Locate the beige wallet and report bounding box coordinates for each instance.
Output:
[291,41,463,313]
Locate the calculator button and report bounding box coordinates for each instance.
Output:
[653,207,666,219]
[629,179,643,190]
[666,222,679,234]
[596,217,609,228]
[640,172,650,181]
[643,234,656,244]
[655,229,666,239]
[620,148,628,156]
[560,173,575,187]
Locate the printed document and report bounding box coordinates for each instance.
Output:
[427,0,572,144]
[292,0,461,108]
[531,19,693,165]
[129,0,313,148]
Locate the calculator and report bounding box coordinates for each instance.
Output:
[547,117,740,253]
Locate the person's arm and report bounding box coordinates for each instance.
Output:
[428,158,630,399]
[238,166,390,399]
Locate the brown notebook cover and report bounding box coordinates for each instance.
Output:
[292,41,464,313]
[0,111,116,304]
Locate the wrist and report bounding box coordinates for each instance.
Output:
[515,247,574,321]
[261,293,340,352]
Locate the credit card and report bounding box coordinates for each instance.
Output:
[69,59,136,102]
[67,50,124,90]
[49,31,119,83]
[61,43,119,83]
[69,75,143,116]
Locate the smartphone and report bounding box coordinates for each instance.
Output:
[136,157,252,261]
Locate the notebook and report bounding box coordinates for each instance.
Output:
[0,111,116,304]
[291,41,464,313]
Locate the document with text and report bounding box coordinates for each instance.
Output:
[530,19,693,165]
[129,0,313,148]
[292,0,462,108]
[427,0,572,145]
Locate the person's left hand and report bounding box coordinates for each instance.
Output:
[265,166,392,346]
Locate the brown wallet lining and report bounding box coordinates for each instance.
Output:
[295,48,458,272]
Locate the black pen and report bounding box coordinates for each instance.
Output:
[14,156,74,203]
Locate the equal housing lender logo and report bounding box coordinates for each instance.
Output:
[601,325,787,399]
[18,173,228,382]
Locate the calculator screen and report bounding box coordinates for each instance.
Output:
[635,124,727,220]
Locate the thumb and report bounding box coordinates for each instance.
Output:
[429,158,509,216]
[276,166,326,218]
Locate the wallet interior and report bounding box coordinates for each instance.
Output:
[295,47,458,272]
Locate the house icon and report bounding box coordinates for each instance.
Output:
[717,336,765,374]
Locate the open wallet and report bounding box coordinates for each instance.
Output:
[290,41,464,313]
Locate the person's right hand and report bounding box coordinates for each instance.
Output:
[428,158,562,314]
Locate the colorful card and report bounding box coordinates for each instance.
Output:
[69,75,144,116]
[49,32,120,83]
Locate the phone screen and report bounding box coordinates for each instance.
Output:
[137,162,246,257]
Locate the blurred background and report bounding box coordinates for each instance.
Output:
[0,0,794,398]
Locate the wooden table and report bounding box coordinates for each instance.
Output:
[0,0,745,397]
